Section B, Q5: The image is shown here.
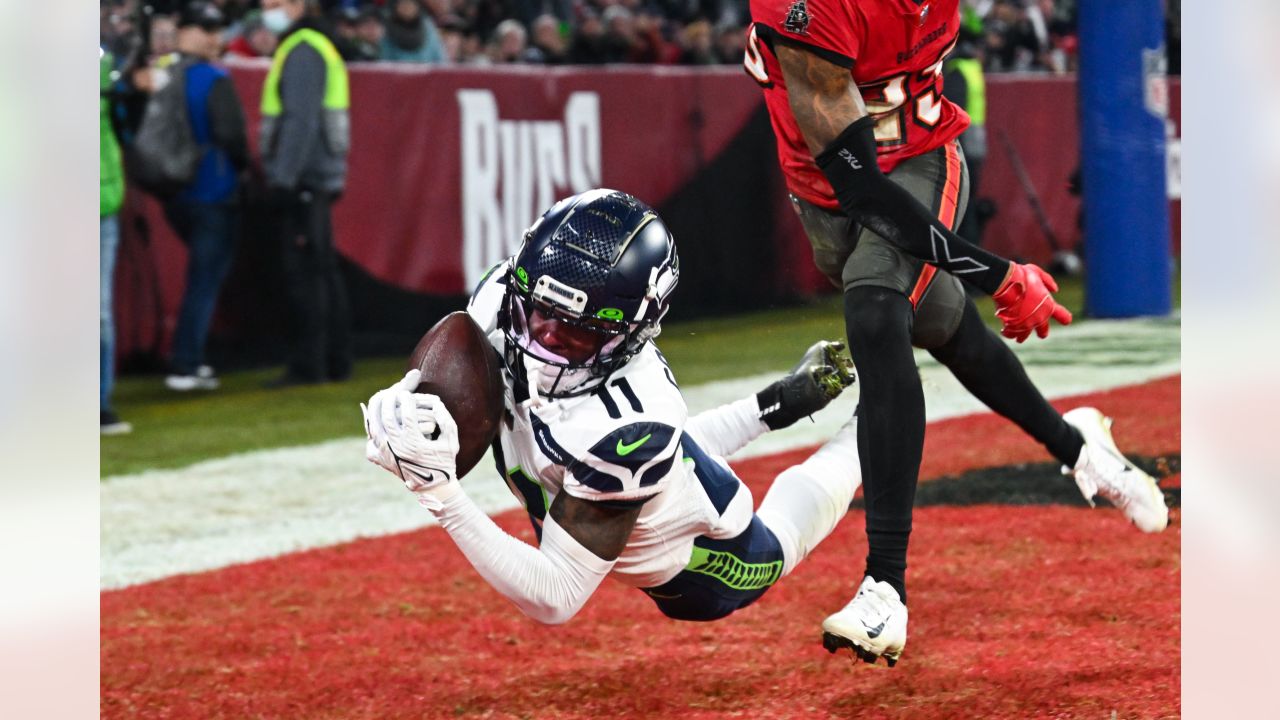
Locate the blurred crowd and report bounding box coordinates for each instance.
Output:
[96,0,1179,433]
[100,0,754,68]
[100,0,1179,73]
[961,0,1177,75]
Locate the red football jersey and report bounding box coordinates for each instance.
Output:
[746,0,970,209]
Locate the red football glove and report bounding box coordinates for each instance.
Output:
[992,263,1073,343]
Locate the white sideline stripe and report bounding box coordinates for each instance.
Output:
[101,316,1180,590]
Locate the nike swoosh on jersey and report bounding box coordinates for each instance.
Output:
[616,433,652,457]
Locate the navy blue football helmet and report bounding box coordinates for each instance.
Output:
[500,189,680,398]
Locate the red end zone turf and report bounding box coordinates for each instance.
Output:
[101,376,1180,719]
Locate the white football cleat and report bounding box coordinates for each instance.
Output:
[821,576,907,667]
[1062,407,1169,533]
[165,365,220,392]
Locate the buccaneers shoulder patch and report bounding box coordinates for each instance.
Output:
[783,0,811,35]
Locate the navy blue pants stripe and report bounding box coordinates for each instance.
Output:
[682,432,738,515]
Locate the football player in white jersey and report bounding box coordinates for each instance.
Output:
[364,189,870,629]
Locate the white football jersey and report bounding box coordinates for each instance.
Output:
[468,262,756,589]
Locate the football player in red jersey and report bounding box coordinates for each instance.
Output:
[744,0,1169,665]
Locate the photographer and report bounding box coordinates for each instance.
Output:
[154,3,250,391]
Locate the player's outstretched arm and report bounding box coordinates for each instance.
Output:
[773,41,1071,340]
[362,371,636,625]
[426,489,635,626]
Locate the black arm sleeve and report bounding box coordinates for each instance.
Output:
[815,116,1011,294]
[207,76,249,172]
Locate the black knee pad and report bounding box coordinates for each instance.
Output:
[843,286,915,353]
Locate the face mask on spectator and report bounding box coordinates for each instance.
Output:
[262,8,290,35]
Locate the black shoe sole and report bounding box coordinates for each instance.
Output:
[822,631,899,667]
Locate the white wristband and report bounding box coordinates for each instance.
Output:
[411,476,462,511]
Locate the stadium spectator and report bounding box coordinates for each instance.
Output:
[101,48,131,435]
[160,3,250,392]
[349,6,385,61]
[381,0,448,63]
[422,0,456,25]
[714,22,746,64]
[527,13,568,64]
[215,1,256,46]
[489,18,531,63]
[330,5,366,59]
[494,0,572,27]
[455,0,515,42]
[436,15,470,63]
[600,6,641,63]
[224,11,279,58]
[678,18,716,65]
[979,0,1075,73]
[567,9,609,64]
[461,25,492,64]
[633,9,680,64]
[101,2,124,54]
[259,0,354,387]
[92,0,1164,73]
[150,13,179,58]
[228,0,256,21]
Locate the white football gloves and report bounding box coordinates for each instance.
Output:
[363,369,461,505]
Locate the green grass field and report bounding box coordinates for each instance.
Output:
[103,271,1172,478]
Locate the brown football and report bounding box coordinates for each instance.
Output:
[406,311,505,478]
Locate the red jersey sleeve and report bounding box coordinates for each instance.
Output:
[751,0,866,68]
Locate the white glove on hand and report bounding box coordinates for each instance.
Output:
[362,369,461,505]
[362,369,418,476]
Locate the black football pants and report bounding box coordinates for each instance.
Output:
[804,143,1084,604]
[278,189,353,381]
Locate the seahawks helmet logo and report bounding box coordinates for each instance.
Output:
[783,0,810,35]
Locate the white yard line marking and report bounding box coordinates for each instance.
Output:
[102,316,1179,590]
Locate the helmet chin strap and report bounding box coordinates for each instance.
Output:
[633,266,661,323]
[523,361,547,409]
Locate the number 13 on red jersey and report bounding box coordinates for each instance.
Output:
[742,29,951,150]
